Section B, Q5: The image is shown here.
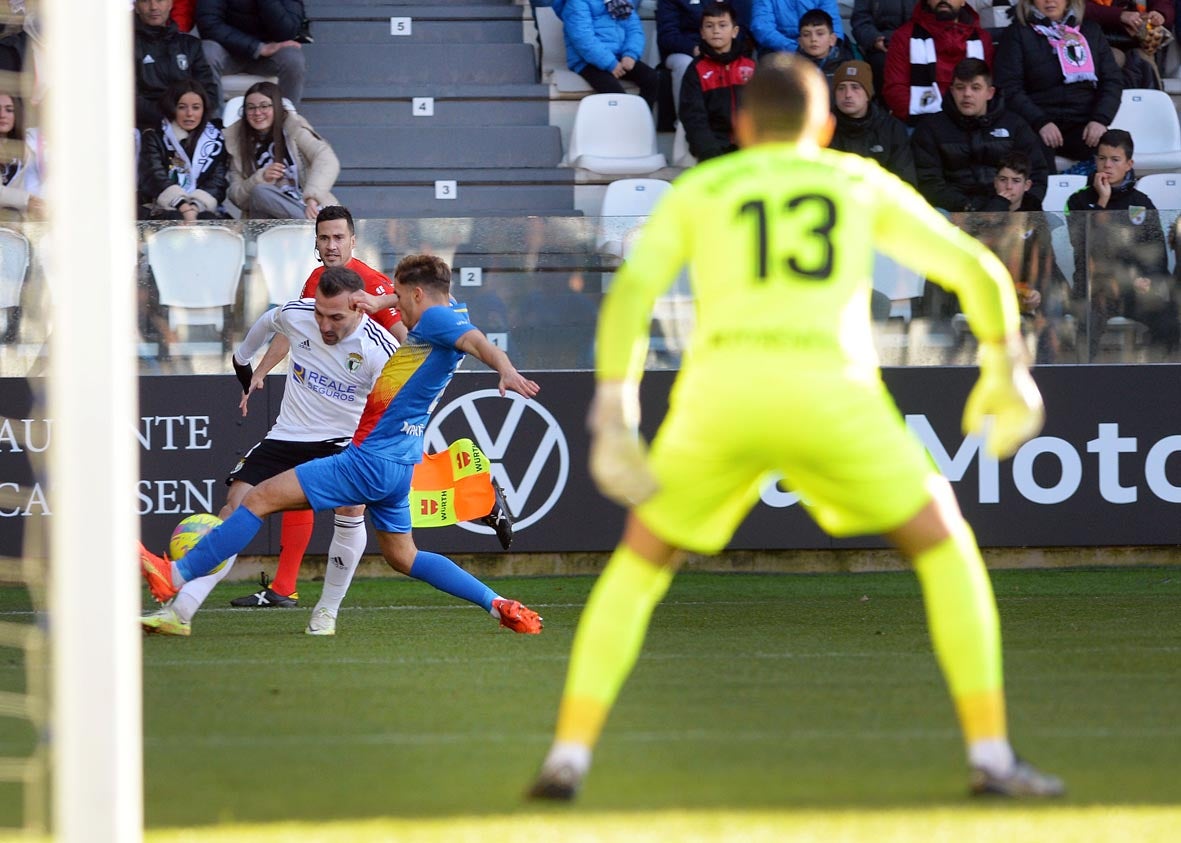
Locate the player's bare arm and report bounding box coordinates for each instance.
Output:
[350,289,397,315]
[255,333,291,380]
[454,329,540,398]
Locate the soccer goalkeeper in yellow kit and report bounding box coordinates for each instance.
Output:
[528,53,1064,800]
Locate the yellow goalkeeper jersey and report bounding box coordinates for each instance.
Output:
[596,142,1021,383]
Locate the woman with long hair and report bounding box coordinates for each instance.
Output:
[0,92,43,221]
[137,78,229,220]
[225,81,339,219]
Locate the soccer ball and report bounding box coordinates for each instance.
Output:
[169,513,222,561]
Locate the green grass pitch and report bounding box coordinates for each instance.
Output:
[5,567,1181,840]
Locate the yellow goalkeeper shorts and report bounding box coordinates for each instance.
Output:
[637,367,939,554]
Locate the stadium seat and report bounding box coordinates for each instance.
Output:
[222,95,245,128]
[254,224,319,306]
[871,252,925,322]
[0,227,29,342]
[145,226,245,356]
[534,6,640,97]
[1134,173,1181,210]
[1042,174,1087,212]
[1110,89,1181,170]
[595,177,673,256]
[565,94,667,175]
[220,73,278,101]
[671,121,697,168]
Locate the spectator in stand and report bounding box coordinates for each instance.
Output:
[657,0,754,119]
[137,79,230,220]
[134,0,217,131]
[830,60,916,182]
[0,1,28,75]
[962,151,1070,362]
[196,0,306,108]
[1089,0,1173,41]
[0,93,42,221]
[797,9,856,84]
[225,80,339,219]
[679,1,756,161]
[851,0,913,95]
[1083,0,1171,89]
[993,0,1122,174]
[170,0,197,32]
[1065,129,1178,356]
[750,0,846,53]
[882,0,993,126]
[911,58,1048,211]
[555,0,660,109]
[986,150,1044,211]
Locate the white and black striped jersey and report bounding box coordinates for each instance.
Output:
[248,299,398,443]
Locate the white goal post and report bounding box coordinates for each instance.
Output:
[46,0,142,841]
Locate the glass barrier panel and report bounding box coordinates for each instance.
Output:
[1,211,1176,379]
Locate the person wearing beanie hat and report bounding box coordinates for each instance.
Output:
[830,59,916,183]
[832,59,875,99]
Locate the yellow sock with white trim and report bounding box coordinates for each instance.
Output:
[913,522,1014,774]
[553,545,675,749]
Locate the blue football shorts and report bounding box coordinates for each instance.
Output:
[294,444,414,533]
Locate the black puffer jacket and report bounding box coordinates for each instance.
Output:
[911,92,1048,211]
[993,17,1123,131]
[134,17,218,130]
[831,100,916,184]
[195,0,305,58]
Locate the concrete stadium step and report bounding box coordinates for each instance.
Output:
[309,6,525,44]
[313,0,513,6]
[311,3,521,19]
[334,177,575,217]
[302,82,547,100]
[335,166,573,185]
[311,18,524,43]
[303,43,536,85]
[300,85,549,127]
[324,126,561,168]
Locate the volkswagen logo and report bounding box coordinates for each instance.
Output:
[424,389,569,534]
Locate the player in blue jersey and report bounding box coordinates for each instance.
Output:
[140,255,544,633]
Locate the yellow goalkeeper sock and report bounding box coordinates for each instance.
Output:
[913,522,1008,746]
[554,545,675,748]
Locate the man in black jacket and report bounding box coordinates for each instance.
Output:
[829,60,915,184]
[911,58,1047,211]
[196,0,306,107]
[134,0,218,130]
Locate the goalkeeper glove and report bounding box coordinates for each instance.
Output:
[232,356,253,395]
[587,380,659,507]
[962,337,1044,459]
